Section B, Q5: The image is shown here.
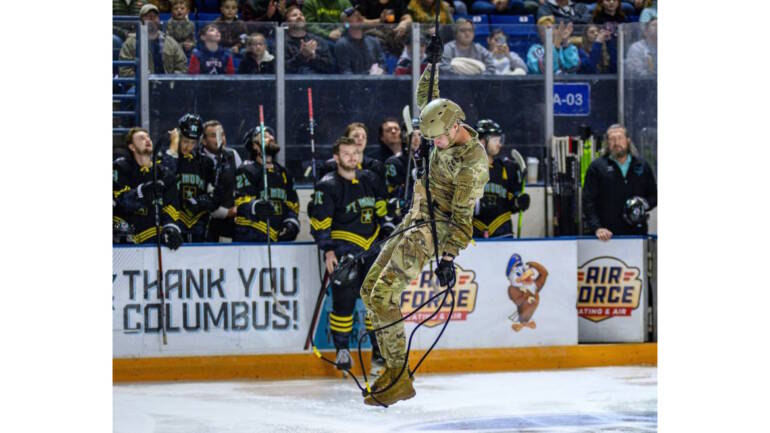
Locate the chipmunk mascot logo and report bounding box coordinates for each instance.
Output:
[505,254,549,332]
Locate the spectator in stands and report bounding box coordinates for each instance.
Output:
[470,0,539,16]
[215,0,250,54]
[394,31,428,75]
[487,29,527,75]
[284,1,336,73]
[189,25,236,74]
[639,0,656,24]
[592,0,626,24]
[119,4,188,76]
[576,23,614,74]
[303,0,351,41]
[526,15,579,74]
[367,117,402,161]
[625,17,656,77]
[537,0,591,24]
[582,124,657,241]
[113,0,144,51]
[165,0,196,58]
[238,33,276,73]
[407,0,454,25]
[356,0,413,56]
[440,18,495,75]
[241,0,287,22]
[335,7,386,75]
[147,0,172,12]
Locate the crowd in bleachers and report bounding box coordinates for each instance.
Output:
[113,0,657,76]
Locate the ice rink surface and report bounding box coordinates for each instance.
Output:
[114,366,657,433]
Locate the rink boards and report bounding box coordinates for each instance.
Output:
[113,237,656,381]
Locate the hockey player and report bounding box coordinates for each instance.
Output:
[309,136,391,374]
[113,127,183,248]
[359,57,489,405]
[316,122,386,190]
[472,119,530,238]
[233,125,300,242]
[162,114,219,242]
[199,120,242,242]
[383,118,422,225]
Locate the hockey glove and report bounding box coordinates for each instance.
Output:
[184,195,216,213]
[278,220,300,242]
[435,257,456,289]
[137,180,165,206]
[161,224,183,250]
[514,193,531,212]
[426,34,444,64]
[251,199,274,217]
[635,196,650,211]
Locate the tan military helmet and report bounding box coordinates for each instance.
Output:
[419,98,466,139]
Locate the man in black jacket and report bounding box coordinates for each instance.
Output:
[582,124,657,241]
[284,2,336,74]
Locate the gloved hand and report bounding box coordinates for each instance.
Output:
[251,199,274,217]
[278,220,299,242]
[161,224,183,250]
[635,196,650,211]
[137,180,165,206]
[514,193,530,212]
[386,197,403,219]
[435,256,456,289]
[184,195,215,213]
[426,34,443,64]
[413,138,431,178]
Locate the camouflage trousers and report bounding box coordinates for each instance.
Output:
[360,212,449,368]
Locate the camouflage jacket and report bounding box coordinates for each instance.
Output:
[412,65,489,257]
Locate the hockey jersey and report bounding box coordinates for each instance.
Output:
[113,153,178,244]
[472,158,525,238]
[233,160,300,242]
[310,169,390,256]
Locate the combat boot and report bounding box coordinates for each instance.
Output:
[364,368,415,406]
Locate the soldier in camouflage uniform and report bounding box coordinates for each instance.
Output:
[359,63,489,406]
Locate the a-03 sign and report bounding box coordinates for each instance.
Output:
[553,82,590,116]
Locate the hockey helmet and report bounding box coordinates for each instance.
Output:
[242,125,277,160]
[622,196,650,227]
[419,98,466,139]
[178,113,203,139]
[476,119,503,138]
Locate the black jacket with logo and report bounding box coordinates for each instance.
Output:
[309,169,390,257]
[582,154,657,235]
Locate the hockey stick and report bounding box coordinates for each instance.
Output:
[259,105,287,316]
[304,270,330,350]
[402,105,414,206]
[510,149,527,239]
[306,88,324,285]
[151,143,168,345]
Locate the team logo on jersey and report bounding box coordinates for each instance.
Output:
[400,264,478,327]
[577,256,642,322]
[361,208,373,224]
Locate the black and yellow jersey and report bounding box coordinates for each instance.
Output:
[473,158,525,238]
[233,160,300,242]
[317,155,386,192]
[112,153,178,244]
[309,169,388,255]
[162,152,217,236]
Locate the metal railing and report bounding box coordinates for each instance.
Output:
[113,16,142,136]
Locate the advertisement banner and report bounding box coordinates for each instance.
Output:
[112,244,323,358]
[396,239,578,350]
[577,238,647,342]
